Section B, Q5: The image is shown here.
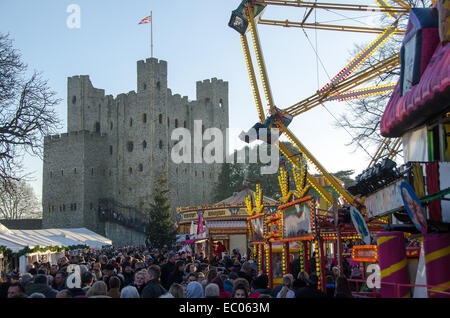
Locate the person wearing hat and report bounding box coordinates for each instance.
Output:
[160,251,176,290]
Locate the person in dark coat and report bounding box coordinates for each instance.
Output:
[167,260,185,288]
[237,261,253,286]
[141,265,167,298]
[25,274,58,298]
[122,262,135,287]
[160,252,176,290]
[290,257,301,283]
[295,274,327,298]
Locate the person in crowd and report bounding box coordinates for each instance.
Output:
[277,275,295,298]
[122,262,135,286]
[293,271,309,291]
[141,265,167,298]
[295,274,327,298]
[186,281,204,298]
[56,289,72,298]
[211,276,231,298]
[169,283,185,298]
[81,271,95,293]
[107,276,121,298]
[25,274,58,298]
[53,271,67,291]
[160,251,176,290]
[133,270,147,295]
[86,281,109,298]
[120,285,140,298]
[290,256,301,282]
[206,268,218,285]
[7,283,26,298]
[250,274,272,298]
[167,260,185,287]
[205,283,220,298]
[214,242,226,260]
[335,276,353,298]
[326,275,336,298]
[232,283,248,298]
[237,261,253,285]
[224,271,238,294]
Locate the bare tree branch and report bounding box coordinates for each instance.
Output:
[0,33,62,185]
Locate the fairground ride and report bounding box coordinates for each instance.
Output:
[228,0,411,213]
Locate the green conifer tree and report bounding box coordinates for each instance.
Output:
[146,172,177,248]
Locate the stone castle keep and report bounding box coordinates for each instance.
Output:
[42,58,229,245]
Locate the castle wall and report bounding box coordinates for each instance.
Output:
[43,58,229,245]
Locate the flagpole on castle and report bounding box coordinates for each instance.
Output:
[150,11,153,58]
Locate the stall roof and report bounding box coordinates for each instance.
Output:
[0,226,112,252]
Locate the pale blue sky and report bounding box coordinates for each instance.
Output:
[0,0,393,200]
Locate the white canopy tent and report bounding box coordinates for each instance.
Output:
[0,225,112,273]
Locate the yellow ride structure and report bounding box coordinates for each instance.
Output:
[229,0,411,213]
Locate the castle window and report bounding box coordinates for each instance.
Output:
[175,119,178,128]
[202,125,205,133]
[129,167,133,175]
[95,122,100,132]
[167,117,170,127]
[159,114,163,124]
[176,167,179,174]
[109,169,112,176]
[205,97,210,105]
[143,113,147,123]
[159,140,163,149]
[143,140,147,149]
[90,202,93,210]
[184,121,187,128]
[130,118,133,127]
[195,171,197,177]
[72,96,76,104]
[52,206,54,212]
[91,168,94,176]
[48,205,51,213]
[61,170,64,176]
[127,141,134,152]
[63,204,66,212]
[74,168,77,174]
[219,98,223,108]
[110,145,113,155]
[110,122,113,130]
[139,163,143,172]
[74,203,77,210]
[202,171,205,178]
[50,171,53,178]
[143,83,147,90]
[156,81,161,90]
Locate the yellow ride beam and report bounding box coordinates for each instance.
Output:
[247,3,276,114]
[258,19,405,35]
[285,53,400,116]
[277,122,357,206]
[241,33,266,122]
[253,0,409,14]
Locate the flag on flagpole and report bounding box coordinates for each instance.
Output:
[139,15,151,24]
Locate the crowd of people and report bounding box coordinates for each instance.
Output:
[0,244,355,299]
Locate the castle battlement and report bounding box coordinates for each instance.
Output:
[43,57,229,246]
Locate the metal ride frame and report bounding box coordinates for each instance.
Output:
[234,0,411,212]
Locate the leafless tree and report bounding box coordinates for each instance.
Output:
[336,0,433,157]
[0,180,41,220]
[0,33,61,185]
